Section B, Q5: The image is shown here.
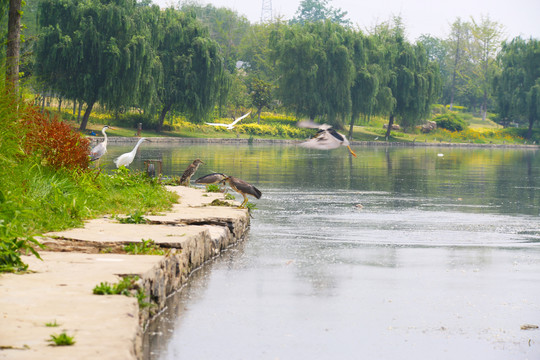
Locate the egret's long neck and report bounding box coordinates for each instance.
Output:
[132,139,145,154]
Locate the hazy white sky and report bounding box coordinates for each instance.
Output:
[153,0,540,41]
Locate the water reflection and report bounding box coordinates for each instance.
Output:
[114,143,540,359]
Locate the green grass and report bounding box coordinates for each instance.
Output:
[48,332,75,346]
[93,275,152,308]
[124,239,167,255]
[45,320,60,327]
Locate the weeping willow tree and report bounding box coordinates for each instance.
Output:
[34,0,160,131]
[271,20,354,127]
[370,19,440,139]
[155,8,225,131]
[348,33,379,138]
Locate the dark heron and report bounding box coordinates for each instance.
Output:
[298,120,357,157]
[195,173,228,185]
[224,176,262,208]
[180,159,205,186]
[90,125,113,162]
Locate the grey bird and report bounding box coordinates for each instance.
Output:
[180,159,205,186]
[195,172,228,192]
[224,176,262,208]
[297,120,357,157]
[90,125,113,162]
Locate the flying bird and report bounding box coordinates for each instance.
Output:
[114,138,149,168]
[90,125,113,162]
[224,176,262,208]
[205,111,251,130]
[180,159,205,186]
[297,120,357,157]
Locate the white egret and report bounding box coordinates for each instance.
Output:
[297,120,357,157]
[90,125,113,162]
[114,137,148,168]
[205,111,251,130]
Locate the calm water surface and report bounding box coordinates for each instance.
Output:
[106,142,540,359]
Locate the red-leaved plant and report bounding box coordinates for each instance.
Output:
[22,106,90,170]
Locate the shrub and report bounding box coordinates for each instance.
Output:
[433,112,468,132]
[23,108,90,170]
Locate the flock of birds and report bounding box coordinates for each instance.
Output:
[88,113,356,209]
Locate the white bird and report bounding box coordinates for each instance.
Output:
[90,125,113,162]
[205,111,251,130]
[114,138,149,168]
[297,120,357,157]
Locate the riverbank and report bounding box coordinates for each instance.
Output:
[92,136,539,149]
[0,186,250,359]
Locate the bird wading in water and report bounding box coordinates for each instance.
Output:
[224,176,262,208]
[89,125,114,162]
[180,159,205,186]
[297,120,357,157]
[114,138,149,168]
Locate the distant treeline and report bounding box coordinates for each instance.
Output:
[5,0,540,137]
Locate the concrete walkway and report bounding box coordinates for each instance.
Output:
[0,186,250,359]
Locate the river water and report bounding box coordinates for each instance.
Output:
[106,142,540,359]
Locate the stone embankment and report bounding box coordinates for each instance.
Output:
[0,186,250,360]
[96,136,538,149]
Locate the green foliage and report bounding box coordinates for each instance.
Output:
[433,112,468,131]
[48,332,75,346]
[23,108,90,170]
[93,275,151,308]
[93,276,139,296]
[205,184,222,193]
[291,0,351,26]
[116,210,148,224]
[0,236,43,273]
[45,320,60,327]
[124,239,166,255]
[224,193,236,200]
[35,0,160,131]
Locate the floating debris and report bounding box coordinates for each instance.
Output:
[521,324,539,330]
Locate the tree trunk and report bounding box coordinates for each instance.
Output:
[481,89,488,122]
[157,103,172,132]
[79,101,95,131]
[77,102,83,123]
[6,0,21,94]
[385,114,394,140]
[256,107,262,124]
[348,111,358,140]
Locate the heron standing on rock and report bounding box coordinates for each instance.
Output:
[195,172,228,191]
[180,159,205,186]
[224,176,262,208]
[89,125,113,162]
[298,120,357,157]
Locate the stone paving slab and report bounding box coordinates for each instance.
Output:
[0,252,160,360]
[0,186,251,360]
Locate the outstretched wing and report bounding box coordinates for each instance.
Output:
[205,122,228,127]
[297,120,332,130]
[299,130,342,150]
[230,111,251,126]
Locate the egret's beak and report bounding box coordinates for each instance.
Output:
[347,146,357,158]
